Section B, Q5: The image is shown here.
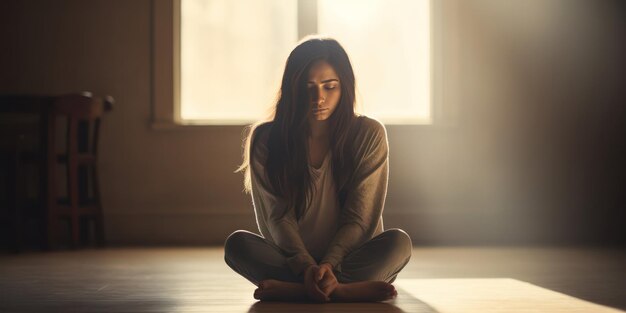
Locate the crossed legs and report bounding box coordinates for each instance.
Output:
[224,229,412,302]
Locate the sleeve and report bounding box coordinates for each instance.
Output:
[249,130,317,276]
[320,120,389,270]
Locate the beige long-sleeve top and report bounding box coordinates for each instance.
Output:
[250,116,388,276]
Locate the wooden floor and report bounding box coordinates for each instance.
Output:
[0,247,624,312]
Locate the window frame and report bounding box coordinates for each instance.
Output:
[151,0,456,129]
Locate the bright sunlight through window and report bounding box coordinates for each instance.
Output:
[181,0,431,124]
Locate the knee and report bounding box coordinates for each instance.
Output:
[224,230,251,262]
[385,228,413,260]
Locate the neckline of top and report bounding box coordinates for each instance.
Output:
[309,151,331,171]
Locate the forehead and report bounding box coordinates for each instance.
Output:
[307,60,339,81]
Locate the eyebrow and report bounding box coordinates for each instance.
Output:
[307,78,339,84]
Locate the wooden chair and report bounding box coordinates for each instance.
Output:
[48,93,114,248]
[1,130,30,251]
[1,92,113,250]
[0,95,53,251]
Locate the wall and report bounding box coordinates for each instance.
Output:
[1,0,624,246]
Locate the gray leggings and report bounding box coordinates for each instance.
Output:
[224,228,412,286]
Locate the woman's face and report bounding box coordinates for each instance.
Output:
[306,60,341,121]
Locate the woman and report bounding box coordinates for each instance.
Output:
[224,36,412,302]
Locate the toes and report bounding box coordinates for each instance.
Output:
[384,288,398,301]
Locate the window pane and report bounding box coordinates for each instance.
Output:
[181,0,430,124]
[318,0,431,124]
[180,0,297,123]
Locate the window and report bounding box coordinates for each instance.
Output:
[152,0,437,127]
[180,0,297,123]
[317,0,431,124]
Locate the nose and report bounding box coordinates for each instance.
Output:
[310,87,325,106]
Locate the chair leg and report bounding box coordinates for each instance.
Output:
[70,216,80,248]
[92,165,105,247]
[45,111,58,250]
[46,216,56,250]
[14,142,23,252]
[8,141,22,253]
[67,118,80,248]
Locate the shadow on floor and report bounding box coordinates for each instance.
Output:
[246,287,440,313]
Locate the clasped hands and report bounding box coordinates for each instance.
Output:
[304,263,339,302]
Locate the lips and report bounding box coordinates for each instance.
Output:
[312,108,328,114]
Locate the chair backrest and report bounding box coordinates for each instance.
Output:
[52,93,114,156]
[53,92,113,118]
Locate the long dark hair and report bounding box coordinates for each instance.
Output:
[237,36,358,219]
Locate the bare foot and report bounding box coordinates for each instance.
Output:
[253,279,308,302]
[253,279,397,303]
[331,281,397,302]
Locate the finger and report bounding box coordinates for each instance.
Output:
[316,267,326,282]
[318,278,337,294]
[310,286,327,302]
[306,276,328,302]
[321,283,336,297]
[322,284,335,297]
[319,279,333,291]
[313,282,328,301]
[323,281,338,298]
[318,276,333,288]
